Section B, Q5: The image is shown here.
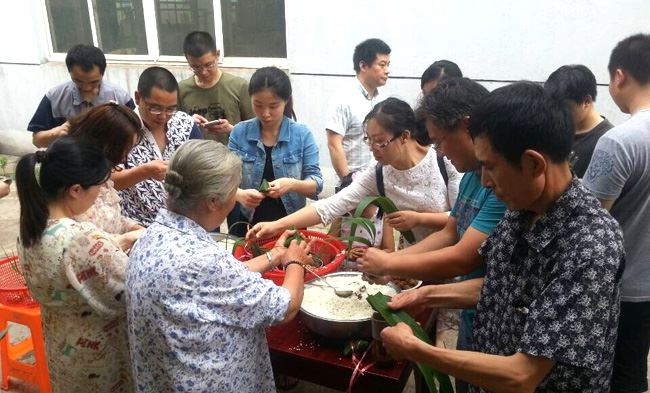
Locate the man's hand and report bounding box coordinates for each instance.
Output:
[146,160,168,181]
[387,287,428,316]
[266,178,295,199]
[56,121,71,138]
[357,247,391,276]
[381,322,417,360]
[236,188,265,209]
[386,210,420,231]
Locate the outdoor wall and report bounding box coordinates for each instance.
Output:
[1,0,649,177]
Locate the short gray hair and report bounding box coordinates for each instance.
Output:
[164,140,242,214]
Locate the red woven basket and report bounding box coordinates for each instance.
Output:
[233,230,346,285]
[0,256,38,307]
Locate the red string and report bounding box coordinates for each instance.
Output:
[347,341,377,393]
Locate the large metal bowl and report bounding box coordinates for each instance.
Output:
[299,272,397,340]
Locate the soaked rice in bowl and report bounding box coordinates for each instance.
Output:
[301,275,397,321]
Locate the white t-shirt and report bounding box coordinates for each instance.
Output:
[325,78,383,177]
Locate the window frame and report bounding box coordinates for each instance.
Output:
[41,0,288,68]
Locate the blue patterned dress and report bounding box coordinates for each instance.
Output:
[126,209,290,392]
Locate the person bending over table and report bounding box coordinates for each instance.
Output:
[379,82,624,393]
[126,140,314,393]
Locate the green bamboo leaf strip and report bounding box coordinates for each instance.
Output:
[367,292,454,393]
[346,217,376,243]
[283,225,303,247]
[352,196,416,244]
[337,235,373,247]
[259,179,270,193]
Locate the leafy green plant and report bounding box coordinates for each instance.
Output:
[0,155,7,176]
[367,292,453,393]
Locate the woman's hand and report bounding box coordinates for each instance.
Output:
[380,322,417,361]
[236,188,265,209]
[266,178,295,199]
[281,237,313,268]
[356,247,391,276]
[387,287,428,316]
[246,220,286,240]
[146,160,168,181]
[116,228,145,251]
[386,210,421,231]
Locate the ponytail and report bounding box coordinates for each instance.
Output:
[16,153,49,247]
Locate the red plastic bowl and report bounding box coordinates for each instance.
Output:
[232,230,346,285]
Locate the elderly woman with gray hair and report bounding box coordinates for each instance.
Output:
[126,140,312,393]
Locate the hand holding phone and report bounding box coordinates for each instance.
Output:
[202,119,223,127]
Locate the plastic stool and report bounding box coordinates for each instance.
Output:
[0,303,51,393]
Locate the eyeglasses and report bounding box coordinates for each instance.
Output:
[189,60,217,73]
[143,100,177,116]
[430,133,449,152]
[363,134,400,149]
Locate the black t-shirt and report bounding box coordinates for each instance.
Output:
[571,117,614,178]
[251,145,287,224]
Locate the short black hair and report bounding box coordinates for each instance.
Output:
[353,38,391,73]
[545,64,598,104]
[420,60,463,89]
[608,33,650,85]
[469,82,573,166]
[416,77,488,132]
[183,31,217,58]
[137,66,178,98]
[65,44,106,74]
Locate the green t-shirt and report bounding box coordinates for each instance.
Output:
[178,72,255,145]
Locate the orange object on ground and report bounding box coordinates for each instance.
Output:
[0,303,51,393]
[0,256,38,308]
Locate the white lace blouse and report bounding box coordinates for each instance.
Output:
[312,147,461,244]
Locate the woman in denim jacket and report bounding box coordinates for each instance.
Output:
[228,67,323,235]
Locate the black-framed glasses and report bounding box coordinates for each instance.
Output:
[363,134,400,149]
[143,100,177,116]
[189,60,217,73]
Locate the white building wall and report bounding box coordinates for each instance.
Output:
[1,0,649,173]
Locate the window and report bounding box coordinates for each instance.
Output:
[44,0,287,60]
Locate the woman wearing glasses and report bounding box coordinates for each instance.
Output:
[117,66,203,226]
[228,67,323,236]
[248,97,461,246]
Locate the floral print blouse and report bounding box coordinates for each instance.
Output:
[77,179,138,235]
[126,209,290,393]
[18,218,131,393]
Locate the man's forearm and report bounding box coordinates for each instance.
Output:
[420,278,483,309]
[405,339,554,393]
[32,129,61,148]
[387,244,482,281]
[395,222,457,256]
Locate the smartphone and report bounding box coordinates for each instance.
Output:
[203,119,223,127]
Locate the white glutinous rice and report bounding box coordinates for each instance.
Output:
[301,275,397,321]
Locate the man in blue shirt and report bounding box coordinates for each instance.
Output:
[357,77,506,393]
[28,44,135,148]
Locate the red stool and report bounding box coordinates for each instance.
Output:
[0,303,51,392]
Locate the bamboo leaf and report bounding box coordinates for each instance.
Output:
[352,196,416,245]
[259,179,270,193]
[337,235,372,247]
[367,292,454,393]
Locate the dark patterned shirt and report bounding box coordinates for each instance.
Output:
[471,178,624,393]
[119,111,201,226]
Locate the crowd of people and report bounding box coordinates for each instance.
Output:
[10,29,650,393]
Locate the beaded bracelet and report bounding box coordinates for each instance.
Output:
[284,260,306,270]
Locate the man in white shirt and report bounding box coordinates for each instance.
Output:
[326,38,391,191]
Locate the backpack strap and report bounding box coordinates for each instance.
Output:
[437,155,449,186]
[375,163,385,218]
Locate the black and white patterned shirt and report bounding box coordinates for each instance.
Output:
[119,111,201,226]
[471,179,624,393]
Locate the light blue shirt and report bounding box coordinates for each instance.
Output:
[229,116,323,220]
[126,209,290,392]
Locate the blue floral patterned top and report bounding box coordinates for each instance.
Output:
[126,209,290,392]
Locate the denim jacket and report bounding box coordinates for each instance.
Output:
[228,116,323,220]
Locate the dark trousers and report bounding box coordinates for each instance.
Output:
[610,301,650,393]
